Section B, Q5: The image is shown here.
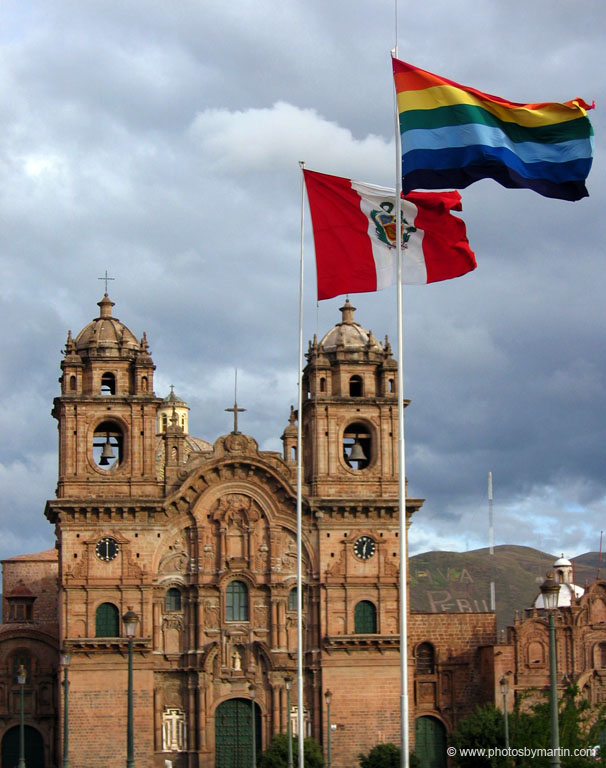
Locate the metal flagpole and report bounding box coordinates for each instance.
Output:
[489,472,496,611]
[392,31,410,768]
[296,160,306,768]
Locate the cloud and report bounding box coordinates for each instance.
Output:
[0,0,604,565]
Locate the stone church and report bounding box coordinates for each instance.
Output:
[4,293,605,768]
[0,293,426,768]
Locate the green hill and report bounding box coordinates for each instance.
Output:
[409,545,600,632]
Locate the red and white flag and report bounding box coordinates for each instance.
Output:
[303,169,476,300]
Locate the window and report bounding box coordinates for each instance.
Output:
[599,642,606,668]
[226,581,249,621]
[101,372,116,395]
[354,600,377,634]
[96,602,120,637]
[416,642,435,674]
[320,377,326,393]
[7,599,34,622]
[70,375,77,391]
[288,587,298,611]
[165,588,182,612]
[349,375,363,397]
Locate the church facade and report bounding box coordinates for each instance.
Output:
[10,294,605,768]
[1,294,427,768]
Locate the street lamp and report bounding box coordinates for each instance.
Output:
[540,573,561,768]
[499,676,509,750]
[17,664,26,768]
[122,608,139,768]
[249,683,257,768]
[285,675,294,768]
[325,689,332,768]
[61,650,71,768]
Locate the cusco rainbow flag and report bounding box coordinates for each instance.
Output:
[393,57,594,201]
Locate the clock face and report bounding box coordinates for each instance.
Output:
[353,535,376,560]
[95,537,119,562]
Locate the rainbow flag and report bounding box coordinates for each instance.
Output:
[393,57,594,201]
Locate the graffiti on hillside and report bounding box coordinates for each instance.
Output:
[411,566,491,613]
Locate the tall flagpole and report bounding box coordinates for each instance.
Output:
[392,41,410,768]
[296,160,306,768]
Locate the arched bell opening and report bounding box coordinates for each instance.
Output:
[342,421,372,471]
[92,420,124,470]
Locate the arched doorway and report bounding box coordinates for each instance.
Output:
[2,724,45,768]
[215,697,261,768]
[415,716,446,768]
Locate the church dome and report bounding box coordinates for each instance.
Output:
[74,294,140,355]
[318,299,383,355]
[534,553,585,608]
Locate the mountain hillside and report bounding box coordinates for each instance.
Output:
[409,545,601,631]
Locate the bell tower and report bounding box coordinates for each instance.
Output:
[52,293,162,498]
[302,299,400,498]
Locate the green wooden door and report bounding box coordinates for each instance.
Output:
[415,716,446,768]
[2,725,45,768]
[215,698,261,768]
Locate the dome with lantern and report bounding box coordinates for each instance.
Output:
[534,554,585,608]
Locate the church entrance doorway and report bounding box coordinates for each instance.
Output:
[1,724,45,768]
[415,716,446,768]
[215,697,261,768]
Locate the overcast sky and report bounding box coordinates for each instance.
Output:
[0,0,604,564]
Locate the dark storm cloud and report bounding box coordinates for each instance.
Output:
[0,0,604,561]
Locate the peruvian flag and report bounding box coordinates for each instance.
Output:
[303,169,476,300]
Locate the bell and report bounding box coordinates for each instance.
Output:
[99,437,115,465]
[348,440,367,463]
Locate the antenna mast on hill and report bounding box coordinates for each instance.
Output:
[489,472,495,612]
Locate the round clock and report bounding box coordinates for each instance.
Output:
[353,535,376,560]
[95,537,119,562]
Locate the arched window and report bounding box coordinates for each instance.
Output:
[96,602,120,637]
[69,375,77,391]
[141,376,148,392]
[354,600,377,634]
[320,377,326,393]
[165,588,182,612]
[101,372,116,395]
[349,375,363,397]
[598,642,606,669]
[226,581,249,622]
[416,642,435,674]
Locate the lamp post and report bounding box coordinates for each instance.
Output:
[61,651,71,768]
[325,689,332,768]
[499,676,509,750]
[249,683,257,768]
[285,675,293,768]
[122,608,139,768]
[540,573,561,768]
[17,664,27,768]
